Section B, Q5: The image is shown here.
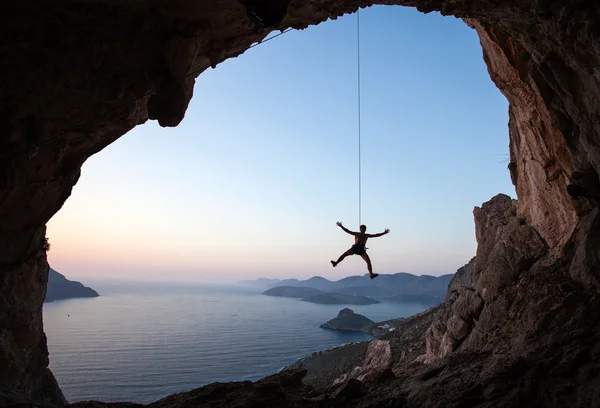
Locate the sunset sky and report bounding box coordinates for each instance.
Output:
[47,6,514,283]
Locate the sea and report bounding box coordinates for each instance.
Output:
[43,281,431,404]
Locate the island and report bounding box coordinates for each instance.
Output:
[301,293,380,305]
[45,268,99,303]
[320,308,375,333]
[320,308,411,336]
[264,286,380,305]
[263,286,324,298]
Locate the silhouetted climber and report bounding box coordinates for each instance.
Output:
[331,222,390,279]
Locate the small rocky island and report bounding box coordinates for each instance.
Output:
[45,268,99,303]
[321,308,410,336]
[320,308,375,332]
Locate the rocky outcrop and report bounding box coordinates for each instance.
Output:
[332,339,393,386]
[425,258,477,364]
[45,268,99,303]
[320,308,375,333]
[1,0,600,405]
[287,342,370,390]
[426,195,546,363]
[445,257,475,297]
[473,194,547,301]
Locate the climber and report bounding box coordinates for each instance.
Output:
[330,222,390,279]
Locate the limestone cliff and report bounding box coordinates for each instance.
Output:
[1,0,600,406]
[425,195,547,362]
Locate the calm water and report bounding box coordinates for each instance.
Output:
[43,282,429,403]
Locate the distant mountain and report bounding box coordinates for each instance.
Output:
[45,268,99,303]
[271,278,301,288]
[301,293,380,305]
[263,286,380,305]
[252,276,334,291]
[263,286,324,298]
[248,272,454,304]
[300,276,334,291]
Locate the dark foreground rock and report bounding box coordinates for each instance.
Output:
[2,0,600,404]
[68,369,315,408]
[286,342,370,393]
[45,269,99,303]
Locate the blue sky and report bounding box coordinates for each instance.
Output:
[47,6,514,282]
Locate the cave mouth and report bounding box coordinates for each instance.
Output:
[47,6,512,283]
[1,0,599,406]
[43,7,514,402]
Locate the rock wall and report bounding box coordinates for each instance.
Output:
[464,11,600,287]
[1,0,599,403]
[465,20,579,252]
[445,257,475,297]
[425,256,481,363]
[425,195,547,364]
[0,228,65,405]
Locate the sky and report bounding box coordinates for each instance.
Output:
[47,6,514,283]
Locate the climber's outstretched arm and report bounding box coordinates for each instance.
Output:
[336,222,356,235]
[368,229,390,238]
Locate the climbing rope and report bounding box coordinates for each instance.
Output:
[249,28,292,50]
[356,9,363,227]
